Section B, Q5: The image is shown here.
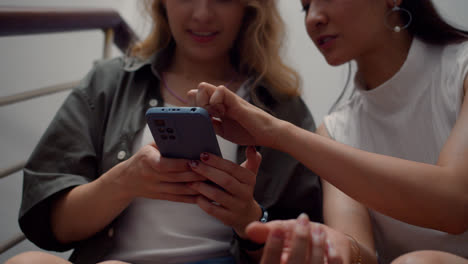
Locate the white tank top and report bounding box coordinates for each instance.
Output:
[323,38,468,263]
[106,87,248,263]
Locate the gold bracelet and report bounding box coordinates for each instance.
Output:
[345,234,362,264]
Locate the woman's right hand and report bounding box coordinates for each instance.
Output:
[188,82,284,148]
[246,214,361,264]
[111,142,206,203]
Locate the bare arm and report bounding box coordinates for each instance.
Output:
[275,78,468,234]
[318,125,377,264]
[51,160,134,243]
[191,81,468,234]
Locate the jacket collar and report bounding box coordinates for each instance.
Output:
[122,44,175,79]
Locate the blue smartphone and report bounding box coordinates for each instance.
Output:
[145,107,222,160]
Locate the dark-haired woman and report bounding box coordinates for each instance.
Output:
[188,0,468,263]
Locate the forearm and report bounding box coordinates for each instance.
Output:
[51,162,133,243]
[275,121,468,233]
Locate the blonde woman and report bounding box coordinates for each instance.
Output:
[8,0,322,264]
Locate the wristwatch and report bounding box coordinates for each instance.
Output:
[233,204,269,251]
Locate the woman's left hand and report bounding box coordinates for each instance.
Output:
[187,146,263,237]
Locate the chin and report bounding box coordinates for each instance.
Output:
[323,54,350,67]
[325,58,345,67]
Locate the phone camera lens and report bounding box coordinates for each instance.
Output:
[161,135,168,140]
[169,135,176,140]
[167,128,174,133]
[158,127,165,133]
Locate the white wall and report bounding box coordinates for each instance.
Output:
[1,0,467,262]
[0,1,140,262]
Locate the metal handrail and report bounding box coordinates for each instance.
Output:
[0,6,138,53]
[0,161,26,180]
[0,7,139,108]
[0,81,80,107]
[0,233,26,255]
[0,6,140,255]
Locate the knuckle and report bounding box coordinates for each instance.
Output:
[226,162,236,173]
[190,182,200,190]
[220,176,234,187]
[210,189,223,202]
[152,160,162,171]
[203,203,216,215]
[245,174,257,186]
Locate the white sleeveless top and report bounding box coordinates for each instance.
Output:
[323,38,468,263]
[105,87,248,263]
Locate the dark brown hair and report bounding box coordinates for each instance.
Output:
[402,0,468,45]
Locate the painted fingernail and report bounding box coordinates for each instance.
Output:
[200,152,209,162]
[298,213,309,225]
[189,160,199,168]
[296,213,309,235]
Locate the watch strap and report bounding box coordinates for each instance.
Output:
[233,204,268,251]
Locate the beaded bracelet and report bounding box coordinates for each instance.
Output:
[345,234,362,264]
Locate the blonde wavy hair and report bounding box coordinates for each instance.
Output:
[132,0,300,98]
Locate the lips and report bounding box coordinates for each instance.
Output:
[316,35,337,49]
[189,30,218,43]
[318,36,335,45]
[192,31,217,37]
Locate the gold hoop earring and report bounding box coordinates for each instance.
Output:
[384,0,412,32]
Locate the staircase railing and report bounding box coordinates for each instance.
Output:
[0,6,138,255]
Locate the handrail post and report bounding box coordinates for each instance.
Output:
[103,28,114,59]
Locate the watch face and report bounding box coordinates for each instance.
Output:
[260,209,268,223]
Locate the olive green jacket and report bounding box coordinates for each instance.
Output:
[19,49,322,264]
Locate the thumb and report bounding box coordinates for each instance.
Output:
[149,142,159,150]
[242,146,262,174]
[246,221,270,244]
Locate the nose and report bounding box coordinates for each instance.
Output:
[305,5,328,32]
[192,0,214,23]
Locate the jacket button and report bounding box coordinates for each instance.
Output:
[108,228,114,238]
[117,150,127,160]
[149,99,158,107]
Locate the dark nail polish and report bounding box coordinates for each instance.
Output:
[200,152,209,161]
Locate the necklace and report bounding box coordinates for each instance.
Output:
[161,72,237,105]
